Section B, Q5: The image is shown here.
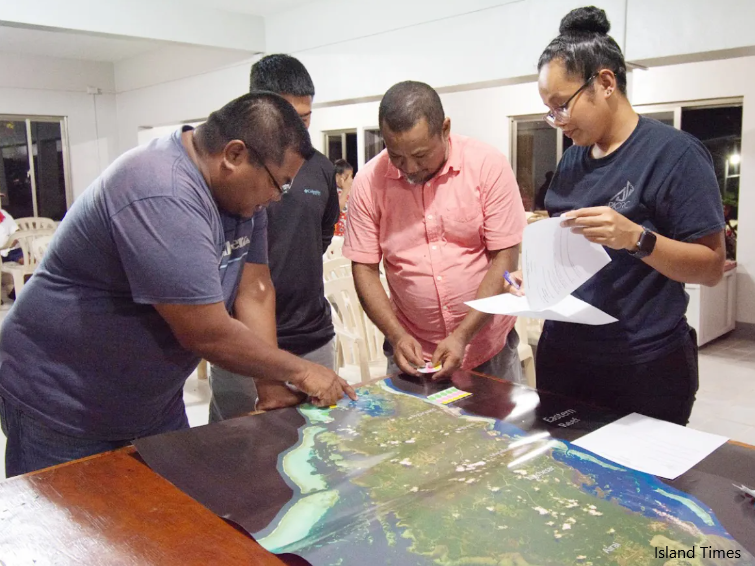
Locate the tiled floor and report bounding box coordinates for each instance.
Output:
[1,328,754,479]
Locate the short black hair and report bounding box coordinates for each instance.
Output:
[334,159,353,176]
[196,92,314,167]
[378,81,445,137]
[538,6,627,95]
[250,54,315,97]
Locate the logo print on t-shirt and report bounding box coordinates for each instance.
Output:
[608,181,635,212]
[222,235,251,257]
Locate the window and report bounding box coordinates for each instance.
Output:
[511,117,573,211]
[324,130,358,173]
[0,116,70,220]
[512,119,559,211]
[365,129,385,163]
[681,104,742,261]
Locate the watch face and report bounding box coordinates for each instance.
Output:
[639,230,657,253]
[630,229,656,258]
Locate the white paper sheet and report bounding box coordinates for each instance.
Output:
[572,413,729,480]
[465,293,617,325]
[523,217,611,310]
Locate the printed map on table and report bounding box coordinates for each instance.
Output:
[253,379,754,566]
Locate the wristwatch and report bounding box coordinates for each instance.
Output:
[628,227,657,258]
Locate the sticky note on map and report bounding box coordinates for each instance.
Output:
[428,387,472,405]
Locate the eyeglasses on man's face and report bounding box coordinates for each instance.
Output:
[246,145,292,196]
[543,74,597,128]
[261,162,291,196]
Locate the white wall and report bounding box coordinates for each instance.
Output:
[113,0,755,153]
[115,53,256,153]
[626,0,755,64]
[269,0,626,104]
[265,0,755,104]
[0,53,118,200]
[115,45,257,94]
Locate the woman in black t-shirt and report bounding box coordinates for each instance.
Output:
[510,6,725,425]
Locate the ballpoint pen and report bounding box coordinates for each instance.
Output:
[503,270,521,291]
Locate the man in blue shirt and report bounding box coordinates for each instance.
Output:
[0,92,356,477]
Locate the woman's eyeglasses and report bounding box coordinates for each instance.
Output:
[543,74,597,128]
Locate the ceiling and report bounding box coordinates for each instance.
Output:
[0,1,318,63]
[0,25,169,63]
[180,0,316,16]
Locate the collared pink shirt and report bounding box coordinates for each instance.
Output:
[343,134,526,369]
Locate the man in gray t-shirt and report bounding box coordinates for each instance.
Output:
[0,92,356,478]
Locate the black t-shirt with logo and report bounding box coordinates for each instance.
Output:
[267,150,340,355]
[543,116,725,364]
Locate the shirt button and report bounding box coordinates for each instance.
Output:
[443,305,449,310]
[436,275,442,281]
[432,245,437,250]
[427,214,433,220]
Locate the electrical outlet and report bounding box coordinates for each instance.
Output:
[86,86,102,95]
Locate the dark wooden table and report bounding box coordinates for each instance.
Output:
[0,447,285,565]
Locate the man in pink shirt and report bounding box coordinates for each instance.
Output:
[343,81,526,381]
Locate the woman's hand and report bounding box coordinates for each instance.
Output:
[561,207,643,251]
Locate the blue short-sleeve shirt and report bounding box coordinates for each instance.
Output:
[543,117,725,363]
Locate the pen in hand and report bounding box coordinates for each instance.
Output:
[503,271,521,291]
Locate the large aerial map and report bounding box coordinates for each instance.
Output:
[252,379,754,566]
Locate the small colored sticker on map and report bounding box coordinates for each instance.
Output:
[427,387,472,405]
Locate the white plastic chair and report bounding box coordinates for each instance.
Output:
[325,277,386,383]
[32,234,54,263]
[514,316,536,388]
[324,236,344,260]
[1,228,55,296]
[15,217,56,232]
[323,257,352,282]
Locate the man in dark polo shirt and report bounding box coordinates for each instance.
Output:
[209,55,341,419]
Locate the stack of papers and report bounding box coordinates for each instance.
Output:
[572,413,728,480]
[467,217,615,325]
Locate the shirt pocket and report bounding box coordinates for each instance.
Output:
[441,205,484,247]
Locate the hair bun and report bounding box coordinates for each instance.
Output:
[559,6,611,35]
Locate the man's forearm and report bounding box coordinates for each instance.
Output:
[155,299,304,385]
[186,315,305,383]
[233,270,277,348]
[352,262,406,344]
[453,246,519,343]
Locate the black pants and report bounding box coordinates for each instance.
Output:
[536,328,699,426]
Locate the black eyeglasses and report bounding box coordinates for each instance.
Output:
[247,145,292,196]
[543,74,597,128]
